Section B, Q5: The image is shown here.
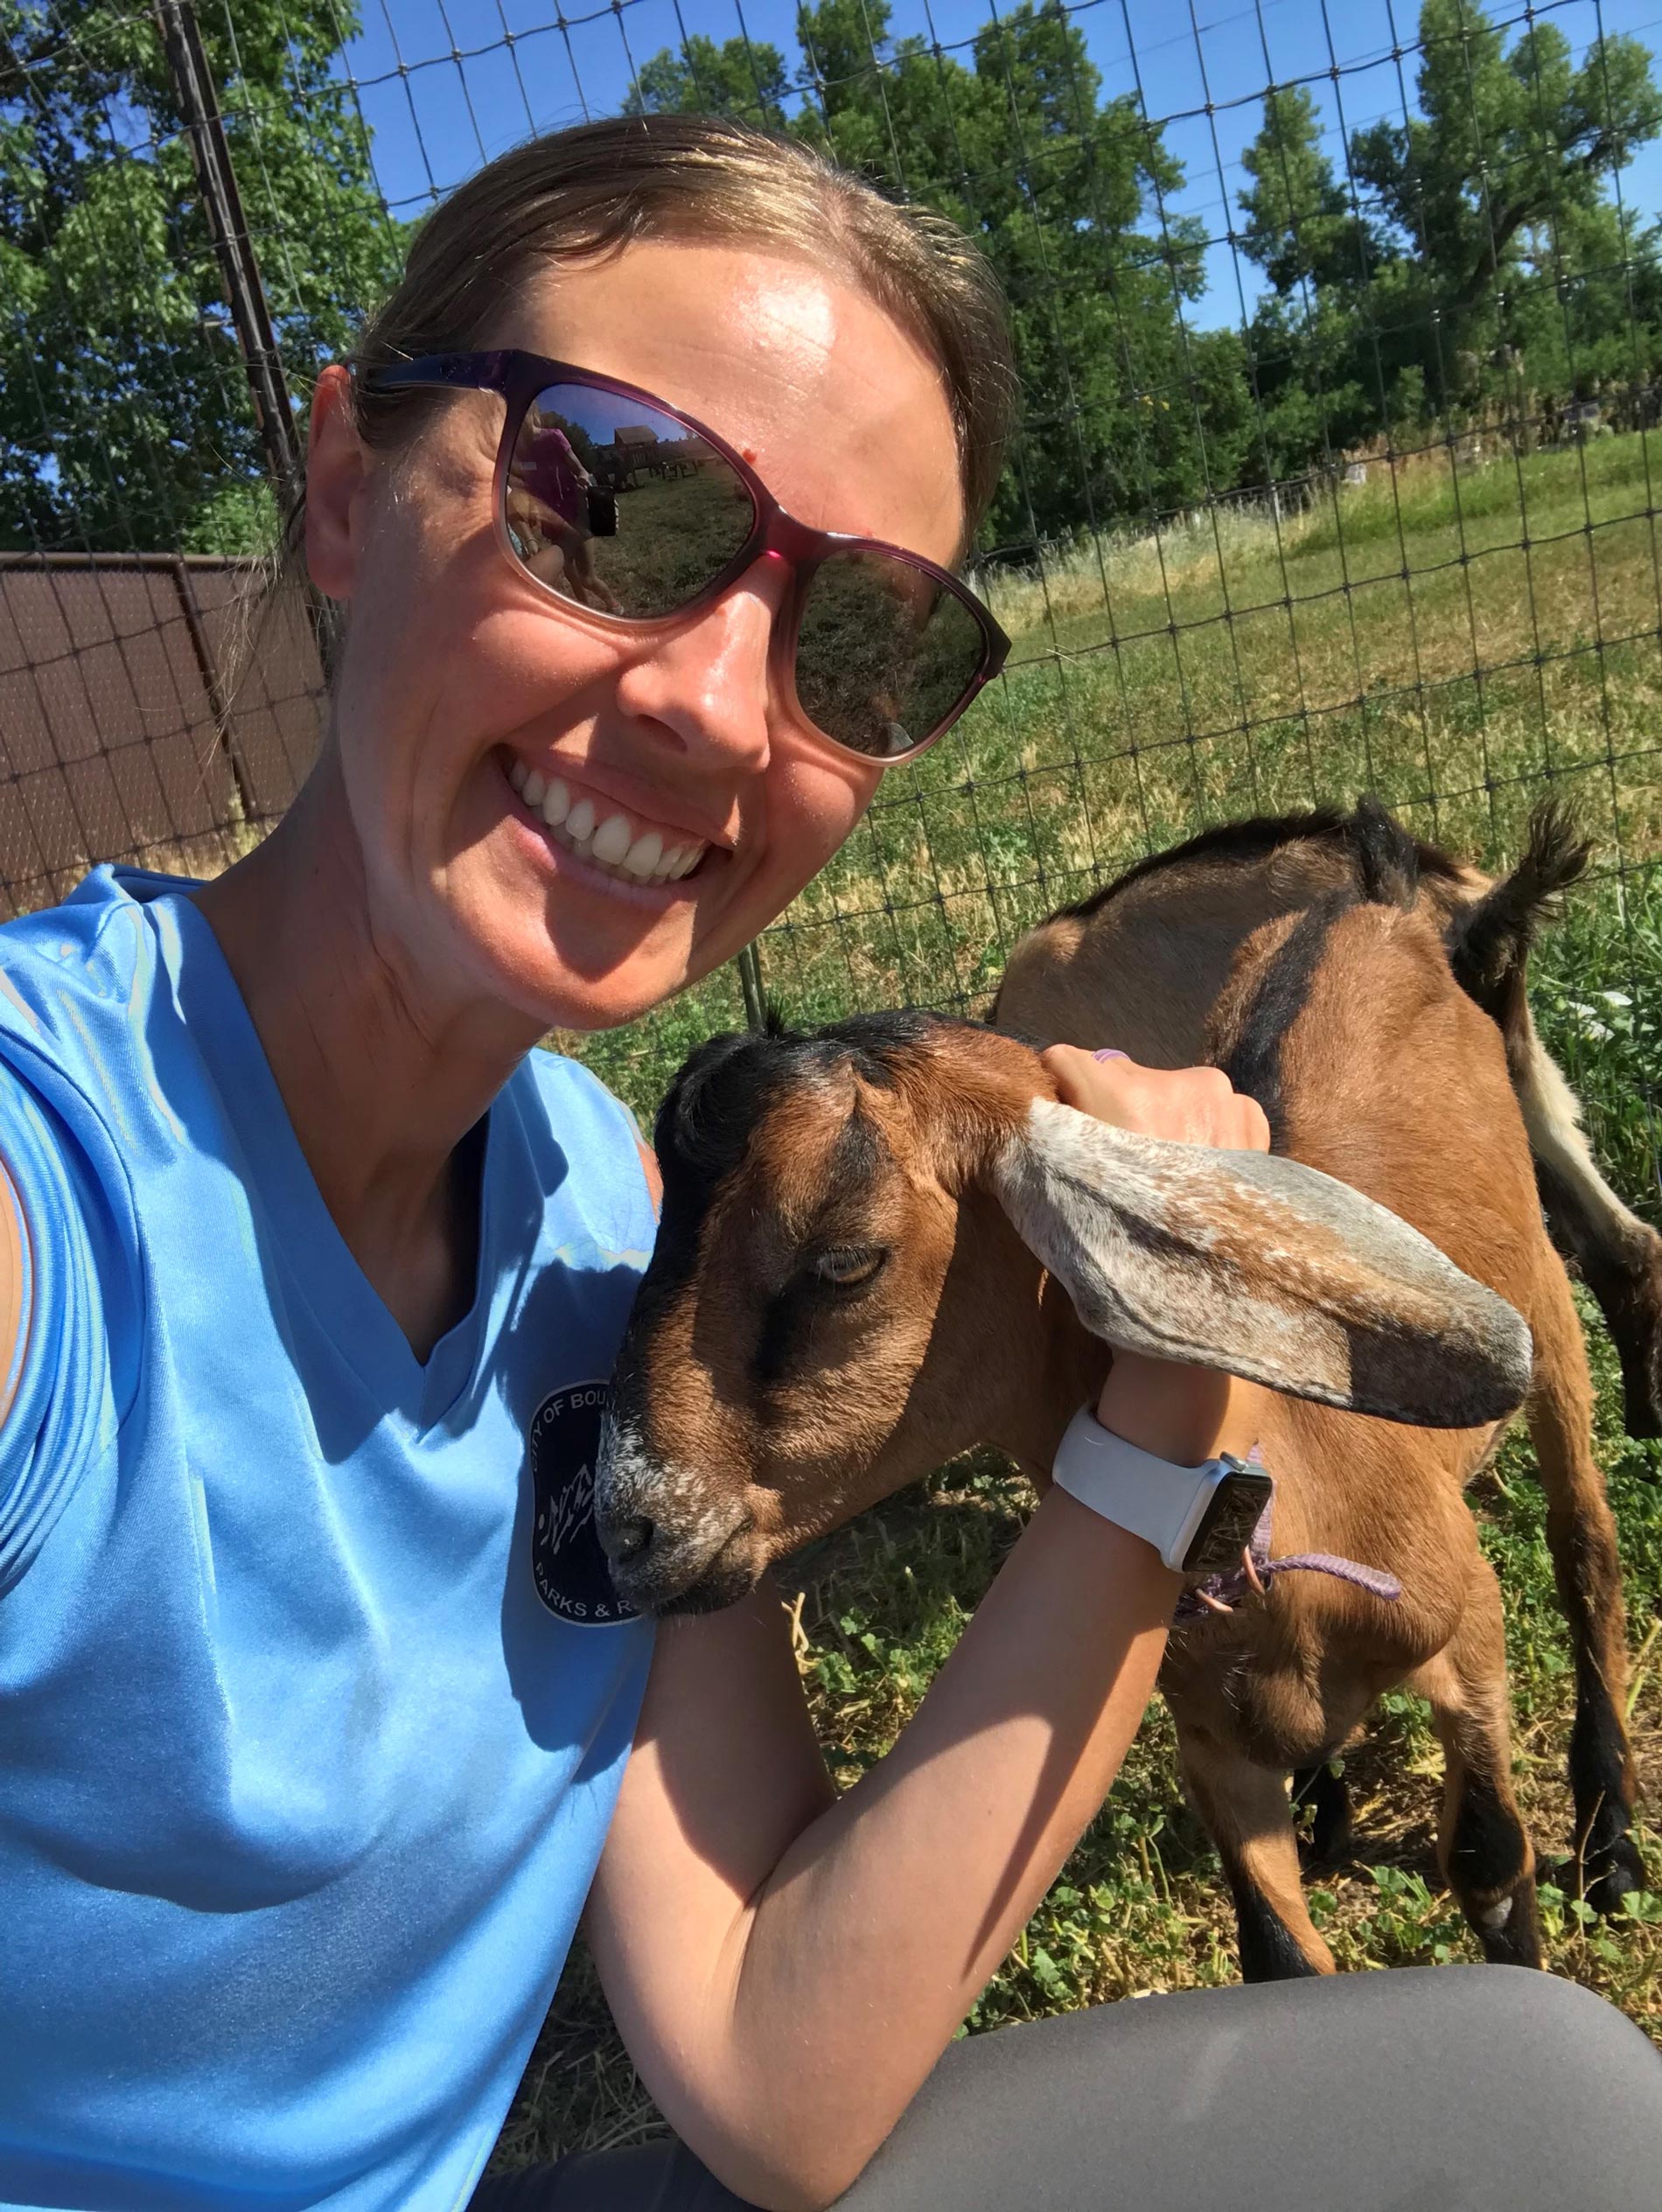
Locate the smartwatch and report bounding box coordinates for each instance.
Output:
[1051,1405,1274,1574]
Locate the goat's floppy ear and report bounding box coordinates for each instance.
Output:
[990,1099,1531,1427]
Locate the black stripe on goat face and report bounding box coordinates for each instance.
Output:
[597,1013,1009,1616]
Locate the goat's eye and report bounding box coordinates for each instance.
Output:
[812,1246,887,1289]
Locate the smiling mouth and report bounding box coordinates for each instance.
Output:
[506,756,711,887]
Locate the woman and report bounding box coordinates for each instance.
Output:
[508,405,621,613]
[0,115,1655,2212]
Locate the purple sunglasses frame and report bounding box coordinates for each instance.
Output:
[360,348,1010,765]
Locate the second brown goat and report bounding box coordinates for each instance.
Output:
[597,803,1641,1978]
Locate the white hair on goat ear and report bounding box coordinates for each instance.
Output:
[989,1098,1533,1427]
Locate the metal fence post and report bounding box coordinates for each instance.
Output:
[153,0,304,503]
[736,940,767,1033]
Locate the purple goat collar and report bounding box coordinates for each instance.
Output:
[1173,1447,1402,1622]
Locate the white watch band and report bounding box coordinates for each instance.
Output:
[1050,1404,1232,1572]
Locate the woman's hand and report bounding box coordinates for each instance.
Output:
[1040,1043,1271,1154]
[1040,1044,1268,1465]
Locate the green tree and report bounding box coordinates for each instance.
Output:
[628,34,791,131]
[1,0,402,553]
[801,0,1254,537]
[1238,85,1365,297]
[1235,2,1662,470]
[1236,86,1376,478]
[1349,0,1662,402]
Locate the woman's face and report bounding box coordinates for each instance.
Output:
[310,238,967,1034]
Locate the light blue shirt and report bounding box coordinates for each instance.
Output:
[0,868,657,2209]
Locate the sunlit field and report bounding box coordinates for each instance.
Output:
[508,430,1662,2171]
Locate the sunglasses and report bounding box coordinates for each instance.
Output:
[360,348,1009,764]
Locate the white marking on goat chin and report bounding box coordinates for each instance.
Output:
[1480,1897,1514,1930]
[597,1412,740,1560]
[594,1413,655,1517]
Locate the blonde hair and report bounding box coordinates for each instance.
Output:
[348,113,1017,534]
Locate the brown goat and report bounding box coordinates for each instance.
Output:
[596,806,1641,1979]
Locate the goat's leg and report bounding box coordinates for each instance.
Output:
[1515,1006,1662,1438]
[1181,1740,1335,1979]
[1526,1253,1642,1912]
[1414,1567,1544,1968]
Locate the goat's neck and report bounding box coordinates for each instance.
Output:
[984,1276,1107,1480]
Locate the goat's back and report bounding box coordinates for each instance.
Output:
[994,812,1483,1065]
[1213,896,1540,1299]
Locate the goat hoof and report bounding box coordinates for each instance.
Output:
[1472,1874,1545,1967]
[1544,1833,1645,1916]
[1581,1834,1646,1917]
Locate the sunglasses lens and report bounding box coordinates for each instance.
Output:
[505,385,755,618]
[794,550,988,758]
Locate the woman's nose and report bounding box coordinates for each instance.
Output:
[611,557,781,769]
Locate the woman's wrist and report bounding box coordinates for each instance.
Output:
[1093,1352,1253,1466]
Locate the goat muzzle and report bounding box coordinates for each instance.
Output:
[595,1412,761,1615]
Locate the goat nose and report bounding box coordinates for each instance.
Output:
[601,1515,655,1567]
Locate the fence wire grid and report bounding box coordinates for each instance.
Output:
[8,0,1662,1190]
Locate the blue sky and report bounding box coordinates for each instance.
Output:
[339,0,1662,331]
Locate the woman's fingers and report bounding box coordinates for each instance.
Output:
[1039,1043,1271,1155]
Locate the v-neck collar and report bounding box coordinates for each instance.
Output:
[137,876,499,1434]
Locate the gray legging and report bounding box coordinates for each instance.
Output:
[473,1965,1662,2211]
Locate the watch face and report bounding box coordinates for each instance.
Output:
[1183,1467,1274,1575]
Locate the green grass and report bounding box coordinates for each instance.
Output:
[503,431,1662,2173]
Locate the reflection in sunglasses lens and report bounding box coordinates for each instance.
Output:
[504,386,754,618]
[794,551,986,757]
[504,387,986,758]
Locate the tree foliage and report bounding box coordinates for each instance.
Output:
[1238,0,1662,477]
[628,33,791,131]
[1,0,402,552]
[7,0,1662,561]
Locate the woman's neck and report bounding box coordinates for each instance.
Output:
[194,751,543,1358]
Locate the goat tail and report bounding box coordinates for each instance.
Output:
[1445,802,1591,1030]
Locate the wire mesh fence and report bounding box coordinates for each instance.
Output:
[7,0,1662,1188]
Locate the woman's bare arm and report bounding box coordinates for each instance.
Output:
[587,1057,1265,2212]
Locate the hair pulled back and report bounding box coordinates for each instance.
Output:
[349,113,1017,535]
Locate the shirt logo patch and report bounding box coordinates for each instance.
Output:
[528,1379,639,1626]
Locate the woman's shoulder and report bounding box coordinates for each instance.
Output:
[509,1046,659,1256]
[0,874,168,1586]
[0,866,183,1075]
[518,1043,644,1137]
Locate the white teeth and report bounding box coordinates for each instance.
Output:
[525,778,712,889]
[623,829,662,877]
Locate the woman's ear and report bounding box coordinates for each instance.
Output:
[304,364,370,602]
[989,1097,1533,1427]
